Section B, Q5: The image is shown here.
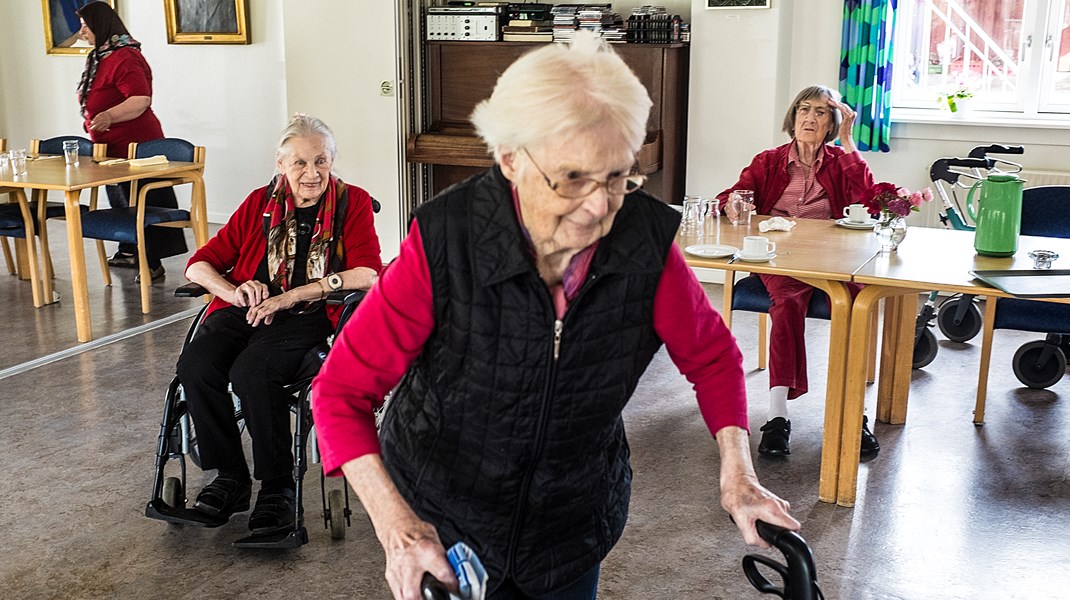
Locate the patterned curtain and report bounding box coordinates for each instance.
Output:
[839,0,898,152]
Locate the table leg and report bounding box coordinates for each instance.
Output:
[35,190,56,303]
[722,270,735,329]
[14,191,44,307]
[65,190,92,342]
[797,278,852,504]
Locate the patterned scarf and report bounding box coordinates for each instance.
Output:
[77,34,141,120]
[265,175,343,291]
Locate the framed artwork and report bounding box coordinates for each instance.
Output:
[42,0,116,56]
[706,0,770,8]
[164,0,250,44]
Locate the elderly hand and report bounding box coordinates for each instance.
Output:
[720,472,799,548]
[230,279,270,308]
[828,99,857,153]
[89,111,113,132]
[246,291,301,327]
[381,516,458,600]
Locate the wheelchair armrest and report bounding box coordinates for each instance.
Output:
[175,282,209,298]
[326,289,366,306]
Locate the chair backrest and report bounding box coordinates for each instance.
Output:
[130,138,198,163]
[0,138,6,152]
[1021,185,1070,239]
[33,135,95,157]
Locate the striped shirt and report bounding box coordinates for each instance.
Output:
[770,143,832,219]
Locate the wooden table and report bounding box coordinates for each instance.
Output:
[836,227,1070,506]
[0,157,207,342]
[682,217,882,503]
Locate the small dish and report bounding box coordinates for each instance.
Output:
[685,244,739,259]
[835,218,877,230]
[735,252,777,263]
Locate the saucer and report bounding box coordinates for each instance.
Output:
[836,218,877,230]
[685,244,739,259]
[735,252,777,263]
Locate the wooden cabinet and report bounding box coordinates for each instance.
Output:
[407,41,689,203]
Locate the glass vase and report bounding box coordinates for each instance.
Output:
[873,213,908,252]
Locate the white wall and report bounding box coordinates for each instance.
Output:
[0,1,287,225]
[687,1,1070,225]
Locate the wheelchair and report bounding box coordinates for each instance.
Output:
[145,283,365,549]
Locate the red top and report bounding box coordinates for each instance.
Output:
[772,143,831,219]
[186,183,383,326]
[717,141,873,218]
[81,47,165,159]
[312,221,749,476]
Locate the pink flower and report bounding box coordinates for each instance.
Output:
[922,187,933,202]
[862,182,934,219]
[908,191,923,207]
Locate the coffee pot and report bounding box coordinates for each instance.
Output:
[967,173,1024,257]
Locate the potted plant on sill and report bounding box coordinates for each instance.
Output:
[939,84,975,114]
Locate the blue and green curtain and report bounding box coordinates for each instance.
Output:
[840,0,897,152]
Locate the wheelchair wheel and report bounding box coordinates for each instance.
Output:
[328,489,346,540]
[1012,341,1067,389]
[912,328,939,369]
[162,477,184,509]
[937,297,982,342]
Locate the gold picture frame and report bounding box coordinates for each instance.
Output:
[164,0,250,45]
[42,0,116,56]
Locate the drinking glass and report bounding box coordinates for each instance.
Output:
[11,149,28,176]
[0,151,10,174]
[62,140,80,166]
[729,190,754,226]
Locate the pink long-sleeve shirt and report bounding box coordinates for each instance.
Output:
[312,222,749,476]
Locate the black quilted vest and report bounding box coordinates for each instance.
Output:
[379,167,681,595]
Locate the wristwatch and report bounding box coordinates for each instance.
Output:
[326,273,343,291]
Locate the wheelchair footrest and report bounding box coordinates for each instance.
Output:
[145,499,229,528]
[232,526,308,549]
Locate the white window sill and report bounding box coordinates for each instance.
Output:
[891,108,1070,129]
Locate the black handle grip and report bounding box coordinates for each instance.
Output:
[742,520,821,600]
[967,144,1024,158]
[929,157,993,185]
[174,282,208,298]
[421,572,450,600]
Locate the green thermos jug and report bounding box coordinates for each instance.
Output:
[967,173,1024,257]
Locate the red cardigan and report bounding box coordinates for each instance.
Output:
[187,183,383,326]
[82,47,165,160]
[717,142,874,218]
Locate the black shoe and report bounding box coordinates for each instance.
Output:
[860,415,880,459]
[135,264,165,283]
[193,474,252,518]
[108,251,137,269]
[248,487,298,535]
[758,417,791,456]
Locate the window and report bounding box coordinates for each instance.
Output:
[893,0,1070,116]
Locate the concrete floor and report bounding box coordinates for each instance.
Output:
[1,226,1067,599]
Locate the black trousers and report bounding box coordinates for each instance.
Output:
[106,182,189,266]
[176,306,333,481]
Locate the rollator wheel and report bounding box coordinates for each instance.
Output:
[162,477,184,509]
[912,328,939,369]
[1012,341,1067,389]
[328,489,346,540]
[937,298,982,343]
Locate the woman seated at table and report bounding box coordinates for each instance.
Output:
[717,84,879,459]
[176,114,382,534]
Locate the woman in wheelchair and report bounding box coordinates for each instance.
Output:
[176,114,381,535]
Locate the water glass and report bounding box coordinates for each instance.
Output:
[62,140,80,166]
[681,195,719,242]
[11,149,28,176]
[729,190,754,226]
[0,151,10,174]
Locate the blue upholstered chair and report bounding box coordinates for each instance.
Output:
[80,138,206,314]
[724,273,877,379]
[974,185,1070,423]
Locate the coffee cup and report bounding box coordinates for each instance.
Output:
[843,203,869,223]
[741,235,775,258]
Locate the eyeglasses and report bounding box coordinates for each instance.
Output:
[521,148,646,200]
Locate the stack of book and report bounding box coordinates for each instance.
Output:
[577,7,623,41]
[625,6,684,44]
[550,4,613,43]
[502,17,553,42]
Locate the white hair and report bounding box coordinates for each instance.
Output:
[276,113,337,160]
[470,31,652,160]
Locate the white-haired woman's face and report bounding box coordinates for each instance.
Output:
[502,124,635,265]
[277,135,333,207]
[793,96,833,145]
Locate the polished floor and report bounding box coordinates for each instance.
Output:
[1,229,1067,599]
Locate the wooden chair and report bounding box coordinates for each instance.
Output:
[80,138,207,314]
[0,137,15,275]
[974,185,1070,423]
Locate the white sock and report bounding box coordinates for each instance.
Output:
[767,386,789,422]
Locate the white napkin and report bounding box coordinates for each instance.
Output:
[129,155,169,167]
[758,216,797,233]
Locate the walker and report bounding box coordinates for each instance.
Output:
[911,145,1024,368]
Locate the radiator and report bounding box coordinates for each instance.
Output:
[1019,170,1070,188]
